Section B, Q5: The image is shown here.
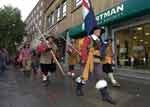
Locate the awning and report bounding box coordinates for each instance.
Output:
[69,0,150,38]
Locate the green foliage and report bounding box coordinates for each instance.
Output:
[0,6,26,53]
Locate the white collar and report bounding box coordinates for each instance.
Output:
[91,34,99,41]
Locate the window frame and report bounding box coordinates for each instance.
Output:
[75,0,82,7]
[57,6,61,21]
[62,1,67,17]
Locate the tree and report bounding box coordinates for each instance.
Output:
[0,6,26,53]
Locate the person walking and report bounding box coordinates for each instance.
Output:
[103,38,120,87]
[37,35,58,84]
[75,26,116,104]
[21,43,32,77]
[67,39,79,77]
[0,49,6,73]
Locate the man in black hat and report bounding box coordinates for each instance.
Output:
[75,26,116,104]
[37,35,58,85]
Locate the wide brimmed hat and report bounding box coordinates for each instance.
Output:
[90,26,105,35]
[105,37,113,41]
[45,35,55,40]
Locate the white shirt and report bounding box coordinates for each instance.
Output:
[91,34,100,41]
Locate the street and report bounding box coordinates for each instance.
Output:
[0,66,150,107]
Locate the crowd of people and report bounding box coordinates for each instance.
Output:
[13,26,120,105]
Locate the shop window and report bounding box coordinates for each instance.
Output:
[75,0,82,7]
[115,23,150,70]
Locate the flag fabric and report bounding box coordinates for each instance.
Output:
[82,0,97,35]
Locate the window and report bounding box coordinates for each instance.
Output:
[40,10,42,16]
[33,26,34,32]
[115,23,150,70]
[31,14,33,19]
[34,10,36,15]
[47,15,52,27]
[62,1,67,17]
[57,7,61,21]
[54,10,58,23]
[39,19,42,26]
[36,15,39,20]
[41,1,43,7]
[37,6,39,12]
[51,12,55,25]
[75,0,82,7]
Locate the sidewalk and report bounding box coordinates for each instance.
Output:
[0,65,150,107]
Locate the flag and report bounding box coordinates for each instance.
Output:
[82,0,97,35]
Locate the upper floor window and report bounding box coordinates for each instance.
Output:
[40,10,43,16]
[75,0,82,7]
[41,1,43,7]
[39,19,42,26]
[57,7,61,21]
[62,1,67,17]
[37,6,39,12]
[47,15,51,27]
[51,12,55,25]
[47,1,67,27]
[34,10,36,15]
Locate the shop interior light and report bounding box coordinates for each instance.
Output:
[140,39,144,42]
[144,41,149,45]
[137,27,142,31]
[133,36,137,39]
[145,32,150,36]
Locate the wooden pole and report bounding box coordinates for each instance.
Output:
[34,22,66,76]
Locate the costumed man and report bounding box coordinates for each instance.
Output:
[103,38,120,87]
[21,43,32,77]
[75,26,116,104]
[67,39,79,77]
[37,35,58,84]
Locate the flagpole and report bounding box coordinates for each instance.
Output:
[60,37,80,55]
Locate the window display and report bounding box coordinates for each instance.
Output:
[115,23,150,70]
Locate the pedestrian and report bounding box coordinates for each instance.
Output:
[103,38,120,87]
[0,49,6,73]
[67,39,79,77]
[21,43,32,77]
[31,49,40,77]
[37,35,58,84]
[75,26,116,104]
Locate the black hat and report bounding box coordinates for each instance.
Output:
[90,26,105,35]
[46,35,55,40]
[106,37,113,42]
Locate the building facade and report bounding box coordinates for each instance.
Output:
[44,0,123,62]
[44,0,122,35]
[24,0,46,42]
[44,0,150,74]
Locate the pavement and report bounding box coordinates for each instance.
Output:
[0,65,150,107]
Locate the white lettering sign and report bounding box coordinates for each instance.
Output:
[96,4,124,22]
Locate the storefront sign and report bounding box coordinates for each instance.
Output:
[96,4,124,23]
[69,0,150,38]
